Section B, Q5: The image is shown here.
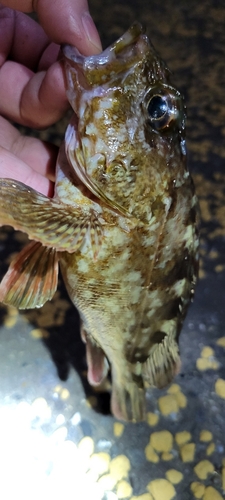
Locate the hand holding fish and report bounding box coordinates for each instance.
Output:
[0,0,101,195]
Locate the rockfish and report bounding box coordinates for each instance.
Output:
[0,23,199,421]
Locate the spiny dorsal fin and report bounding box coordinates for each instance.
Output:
[0,241,58,309]
[142,334,180,389]
[0,179,103,256]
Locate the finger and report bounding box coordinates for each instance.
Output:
[0,117,58,187]
[0,146,54,196]
[36,0,102,55]
[0,116,57,180]
[0,7,60,71]
[0,60,69,127]
[12,137,57,182]
[0,8,69,126]
[1,0,102,55]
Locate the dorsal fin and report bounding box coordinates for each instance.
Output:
[0,241,58,309]
[142,334,181,389]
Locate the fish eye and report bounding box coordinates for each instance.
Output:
[145,85,183,131]
[147,95,168,121]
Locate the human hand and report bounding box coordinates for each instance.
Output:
[0,0,102,196]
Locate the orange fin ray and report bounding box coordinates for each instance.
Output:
[0,241,58,309]
[0,179,103,255]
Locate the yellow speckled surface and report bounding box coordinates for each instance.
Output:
[147,412,159,427]
[175,430,191,446]
[194,460,214,480]
[113,423,125,438]
[206,442,215,456]
[147,479,176,500]
[180,443,196,463]
[165,469,183,485]
[0,1,225,499]
[190,481,206,499]
[215,378,225,399]
[199,430,213,443]
[203,486,223,500]
[116,480,133,499]
[217,337,225,348]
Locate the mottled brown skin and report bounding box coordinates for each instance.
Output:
[0,24,199,421]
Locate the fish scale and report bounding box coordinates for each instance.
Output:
[0,23,199,422]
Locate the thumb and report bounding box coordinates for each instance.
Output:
[34,0,102,55]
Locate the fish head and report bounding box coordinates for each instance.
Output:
[62,23,187,220]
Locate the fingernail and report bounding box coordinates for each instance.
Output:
[82,12,102,53]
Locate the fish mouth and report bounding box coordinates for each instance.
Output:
[62,22,149,88]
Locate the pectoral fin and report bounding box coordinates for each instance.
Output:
[0,241,58,309]
[142,334,180,389]
[0,179,103,255]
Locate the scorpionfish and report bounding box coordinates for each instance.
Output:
[0,23,199,421]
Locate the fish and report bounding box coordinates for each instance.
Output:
[0,23,199,422]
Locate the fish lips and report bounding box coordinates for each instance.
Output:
[61,22,153,89]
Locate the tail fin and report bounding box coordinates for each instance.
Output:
[111,377,146,422]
